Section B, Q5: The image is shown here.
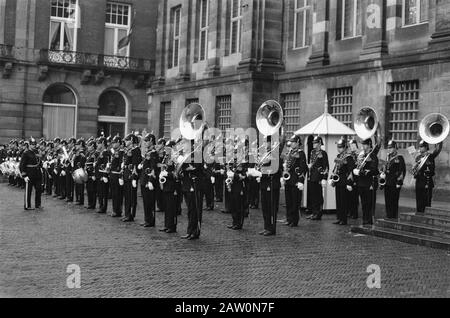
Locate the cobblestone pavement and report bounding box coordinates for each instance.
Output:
[0,184,449,298]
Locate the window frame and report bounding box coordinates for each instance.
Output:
[104,2,132,57]
[402,0,429,27]
[97,89,129,135]
[170,6,182,69]
[199,0,209,61]
[341,0,361,40]
[229,0,242,55]
[293,0,311,49]
[49,0,79,52]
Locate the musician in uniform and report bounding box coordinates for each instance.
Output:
[19,137,43,210]
[139,136,158,227]
[123,133,141,222]
[202,137,216,211]
[73,138,86,206]
[282,135,307,227]
[155,138,166,212]
[58,139,68,200]
[64,137,76,203]
[348,139,360,219]
[158,141,178,233]
[353,138,379,225]
[330,138,355,225]
[413,140,443,213]
[95,137,110,214]
[380,140,406,219]
[85,139,97,210]
[307,136,329,221]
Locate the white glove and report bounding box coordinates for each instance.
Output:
[211,176,215,184]
[321,179,327,187]
[138,163,143,170]
[24,176,30,183]
[61,170,66,176]
[227,171,234,178]
[102,177,108,183]
[220,169,225,175]
[121,162,125,169]
[396,185,402,189]
[160,170,168,178]
[92,176,96,181]
[119,178,124,186]
[256,177,261,183]
[353,169,360,176]
[148,182,154,191]
[53,169,58,175]
[346,185,353,192]
[328,179,334,186]
[132,180,137,188]
[297,183,304,191]
[280,178,285,186]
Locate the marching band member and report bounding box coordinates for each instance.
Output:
[109,136,124,217]
[122,133,141,222]
[413,140,443,213]
[65,137,76,203]
[19,137,43,210]
[139,135,158,227]
[353,138,379,226]
[158,140,178,233]
[282,135,307,227]
[58,139,68,200]
[330,138,355,226]
[73,138,86,206]
[307,136,329,221]
[380,140,406,219]
[348,139,360,219]
[85,139,97,210]
[155,138,166,213]
[95,136,110,214]
[202,136,216,211]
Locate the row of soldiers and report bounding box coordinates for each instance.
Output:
[0,131,442,237]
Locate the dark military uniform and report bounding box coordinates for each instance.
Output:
[85,149,97,209]
[123,146,141,221]
[284,147,307,227]
[260,161,282,235]
[228,162,248,230]
[109,149,124,216]
[96,150,110,214]
[19,146,43,210]
[414,142,442,213]
[140,150,158,226]
[73,150,86,205]
[160,160,178,233]
[307,142,329,220]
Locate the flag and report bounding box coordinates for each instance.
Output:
[118,10,136,50]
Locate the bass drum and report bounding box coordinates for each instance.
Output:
[72,168,88,184]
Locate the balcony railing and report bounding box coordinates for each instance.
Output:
[0,44,13,59]
[39,49,154,74]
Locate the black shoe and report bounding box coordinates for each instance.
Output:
[181,234,191,239]
[166,229,177,234]
[311,216,322,221]
[24,207,35,211]
[144,224,154,228]
[122,218,134,222]
[289,223,298,227]
[259,230,267,235]
[188,235,199,240]
[36,206,43,210]
[227,225,235,229]
[221,210,230,214]
[333,221,341,225]
[87,206,96,210]
[263,231,275,236]
[111,213,121,218]
[159,228,168,232]
[305,214,313,219]
[339,221,348,225]
[233,226,242,230]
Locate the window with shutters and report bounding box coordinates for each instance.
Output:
[280,93,301,137]
[229,0,242,55]
[216,95,232,134]
[338,0,361,39]
[387,81,420,149]
[328,87,353,128]
[169,6,181,68]
[402,0,428,26]
[160,102,172,139]
[50,0,79,52]
[198,0,209,61]
[293,0,311,49]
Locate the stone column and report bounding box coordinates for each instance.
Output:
[307,0,330,67]
[237,0,258,72]
[429,0,450,50]
[153,0,168,86]
[176,0,192,82]
[204,0,222,77]
[360,0,388,60]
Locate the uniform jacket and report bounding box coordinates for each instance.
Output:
[19,149,42,179]
[383,153,406,187]
[308,149,329,182]
[284,148,307,186]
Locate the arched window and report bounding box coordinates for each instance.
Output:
[97,89,128,137]
[42,84,77,139]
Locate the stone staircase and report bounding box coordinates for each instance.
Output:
[351,207,450,251]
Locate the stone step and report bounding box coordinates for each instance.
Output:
[375,219,450,240]
[351,225,450,251]
[400,213,450,229]
[424,207,450,219]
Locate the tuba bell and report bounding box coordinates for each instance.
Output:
[179,103,206,141]
[256,100,284,137]
[419,113,449,145]
[354,107,379,140]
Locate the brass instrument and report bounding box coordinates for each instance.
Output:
[353,107,380,174]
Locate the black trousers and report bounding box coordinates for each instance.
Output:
[141,185,155,226]
[97,179,109,213]
[75,183,84,204]
[45,171,53,195]
[156,186,164,211]
[65,173,74,201]
[358,186,375,225]
[261,187,280,234]
[110,178,123,215]
[214,175,224,201]
[308,181,324,218]
[163,192,177,231]
[124,182,137,219]
[335,185,349,223]
[223,185,231,213]
[86,178,97,209]
[248,178,260,208]
[24,178,42,209]
[285,185,301,226]
[416,186,433,213]
[230,191,245,228]
[384,185,401,219]
[59,175,66,198]
[203,181,214,209]
[184,190,203,237]
[348,186,359,219]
